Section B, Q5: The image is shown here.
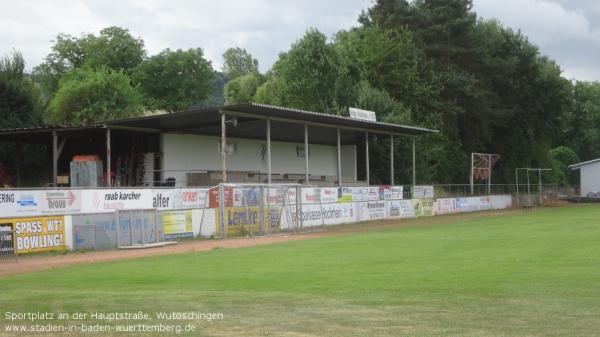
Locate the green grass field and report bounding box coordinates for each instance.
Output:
[2,206,600,336]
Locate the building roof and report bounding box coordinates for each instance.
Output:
[0,103,438,145]
[107,103,438,136]
[569,158,600,170]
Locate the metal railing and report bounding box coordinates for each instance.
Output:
[0,225,17,262]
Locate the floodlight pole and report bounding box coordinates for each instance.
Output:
[304,124,309,183]
[221,111,227,183]
[390,135,394,185]
[337,128,342,186]
[266,119,271,184]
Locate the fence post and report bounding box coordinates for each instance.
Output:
[259,184,264,235]
[129,211,133,246]
[219,183,226,239]
[154,209,159,243]
[140,210,145,245]
[115,209,120,248]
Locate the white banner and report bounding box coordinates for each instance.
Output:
[301,188,320,204]
[152,188,209,210]
[359,201,386,220]
[81,189,153,213]
[351,187,367,202]
[435,198,459,214]
[264,186,297,206]
[413,185,434,199]
[386,186,404,200]
[457,196,491,212]
[386,200,415,218]
[0,190,41,217]
[366,187,380,201]
[490,195,512,210]
[284,203,356,228]
[320,187,338,204]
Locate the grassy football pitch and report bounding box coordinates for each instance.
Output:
[1,206,600,336]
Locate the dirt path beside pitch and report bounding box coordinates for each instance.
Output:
[0,208,536,277]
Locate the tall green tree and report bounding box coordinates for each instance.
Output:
[132,48,214,111]
[255,29,359,113]
[33,26,146,94]
[47,67,143,124]
[0,51,46,186]
[222,47,259,80]
[224,72,265,105]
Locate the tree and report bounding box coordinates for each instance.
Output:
[256,29,359,113]
[132,48,214,111]
[33,26,146,94]
[47,67,143,124]
[222,47,259,80]
[565,81,600,161]
[224,72,265,104]
[546,146,580,187]
[0,51,46,186]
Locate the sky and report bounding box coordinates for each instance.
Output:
[0,0,598,81]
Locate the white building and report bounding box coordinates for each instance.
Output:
[569,158,600,197]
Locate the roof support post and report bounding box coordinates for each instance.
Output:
[106,128,111,187]
[304,124,309,184]
[412,137,416,186]
[266,119,271,184]
[52,131,58,186]
[221,111,227,183]
[390,135,394,185]
[365,132,370,186]
[337,128,342,187]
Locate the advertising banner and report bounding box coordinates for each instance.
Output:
[232,187,261,207]
[413,199,435,217]
[152,188,209,210]
[386,200,414,218]
[216,207,280,236]
[387,186,404,200]
[320,187,338,204]
[366,187,380,201]
[289,203,356,228]
[0,224,14,256]
[457,196,491,212]
[81,189,153,213]
[39,190,81,215]
[337,187,353,202]
[162,211,193,239]
[0,216,66,253]
[351,187,367,202]
[413,185,434,199]
[359,201,386,220]
[0,190,42,218]
[264,186,297,205]
[435,198,459,215]
[208,187,233,208]
[301,188,320,204]
[490,195,513,210]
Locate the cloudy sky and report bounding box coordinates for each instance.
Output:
[0,0,598,81]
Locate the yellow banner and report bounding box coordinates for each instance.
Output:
[0,216,66,253]
[412,199,435,217]
[162,211,193,235]
[217,207,281,237]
